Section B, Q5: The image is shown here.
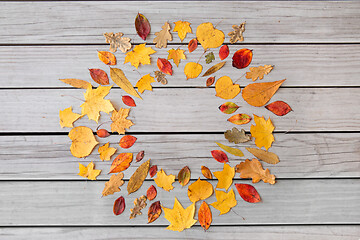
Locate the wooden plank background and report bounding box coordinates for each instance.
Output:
[0,1,359,239]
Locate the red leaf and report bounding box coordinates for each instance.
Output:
[119,135,137,149]
[149,165,158,178]
[96,129,110,138]
[211,150,228,163]
[219,102,239,114]
[265,101,292,116]
[89,68,109,85]
[219,45,229,60]
[227,114,252,125]
[206,77,215,87]
[122,96,136,107]
[235,183,261,203]
[113,196,125,215]
[157,58,173,75]
[146,185,157,201]
[232,49,253,69]
[135,13,151,40]
[148,201,162,223]
[188,39,198,53]
[136,150,145,162]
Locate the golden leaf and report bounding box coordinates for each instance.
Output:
[201,166,213,179]
[98,142,117,161]
[127,160,150,194]
[235,158,276,184]
[102,172,124,196]
[135,74,156,94]
[103,32,131,53]
[59,107,82,128]
[215,76,240,99]
[173,21,192,42]
[196,22,225,50]
[153,22,173,49]
[213,163,235,191]
[69,126,99,158]
[246,65,273,81]
[167,49,186,67]
[154,169,175,191]
[110,68,142,100]
[184,62,202,80]
[215,142,244,157]
[163,198,197,232]
[202,62,226,77]
[59,78,91,89]
[124,43,156,69]
[187,178,213,202]
[228,22,246,44]
[110,108,134,135]
[130,195,147,219]
[246,147,279,164]
[78,162,101,180]
[210,189,237,215]
[250,115,275,150]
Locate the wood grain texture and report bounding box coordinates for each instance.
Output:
[1,1,360,44]
[0,133,359,180]
[0,179,359,225]
[2,44,360,88]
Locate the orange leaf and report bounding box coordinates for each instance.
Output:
[147,185,157,201]
[265,101,292,116]
[157,58,173,75]
[227,114,251,125]
[188,39,198,53]
[109,153,133,173]
[119,135,137,149]
[96,129,110,138]
[235,183,261,203]
[149,165,158,178]
[89,69,109,85]
[201,166,213,179]
[235,158,275,184]
[98,51,116,65]
[232,49,252,69]
[219,45,229,60]
[198,201,212,231]
[148,201,162,223]
[206,77,215,87]
[211,150,228,163]
[122,96,136,107]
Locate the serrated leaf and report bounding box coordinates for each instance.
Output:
[103,32,131,53]
[228,22,246,44]
[235,158,275,184]
[153,22,173,49]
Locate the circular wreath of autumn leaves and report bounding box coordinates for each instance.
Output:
[59,17,292,232]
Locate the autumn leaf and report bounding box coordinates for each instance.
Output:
[211,150,228,163]
[136,150,145,162]
[202,62,225,77]
[232,48,252,69]
[154,169,175,191]
[148,201,162,223]
[213,163,235,191]
[135,13,151,41]
[210,189,237,215]
[102,173,124,197]
[147,185,157,201]
[173,21,192,41]
[205,52,215,64]
[235,158,276,184]
[59,79,91,89]
[227,113,252,125]
[69,126,99,158]
[242,79,286,107]
[98,51,116,65]
[96,129,110,138]
[246,65,273,81]
[224,127,251,144]
[206,77,215,87]
[110,108,134,135]
[157,58,173,75]
[135,74,156,94]
[119,135,137,149]
[110,68,142,100]
[219,45,229,60]
[201,166,213,179]
[218,102,239,114]
[215,142,244,157]
[103,32,131,53]
[98,142,117,161]
[246,147,279,164]
[149,165,158,178]
[153,22,173,48]
[89,69,109,85]
[215,76,240,99]
[188,39,198,53]
[113,196,125,215]
[59,107,82,128]
[154,71,168,85]
[250,115,275,150]
[80,85,115,122]
[109,153,133,173]
[127,160,150,194]
[235,183,261,203]
[122,95,136,107]
[163,198,197,232]
[196,22,225,50]
[178,166,191,187]
[130,195,147,219]
[167,49,186,67]
[228,22,246,44]
[187,178,213,202]
[78,162,101,180]
[184,62,202,80]
[265,101,292,116]
[125,43,156,69]
[198,201,212,231]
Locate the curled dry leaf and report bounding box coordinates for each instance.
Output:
[228,22,246,44]
[69,126,99,158]
[235,183,261,203]
[149,165,158,178]
[89,68,109,85]
[196,22,225,50]
[265,101,292,116]
[173,21,192,41]
[198,201,212,231]
[98,51,116,65]
[154,71,168,85]
[235,158,276,184]
[146,185,157,201]
[178,166,191,187]
[202,62,225,77]
[163,198,197,232]
[211,150,228,163]
[102,173,124,197]
[188,39,198,53]
[110,108,134,135]
[187,178,213,203]
[205,52,215,64]
[206,77,215,87]
[98,142,117,161]
[153,22,173,49]
[122,95,136,107]
[110,68,142,100]
[184,62,202,80]
[215,76,240,99]
[59,78,91,89]
[59,107,82,128]
[136,74,156,94]
[125,43,156,69]
[167,49,186,67]
[135,13,151,41]
[246,147,279,164]
[157,58,173,75]
[78,162,101,180]
[201,166,213,179]
[215,142,244,157]
[113,196,125,215]
[213,163,235,191]
[127,160,150,194]
[96,129,110,138]
[109,153,133,173]
[154,169,175,191]
[218,102,239,114]
[130,195,147,219]
[219,45,229,60]
[136,150,145,162]
[148,201,162,223]
[224,127,251,144]
[232,48,253,69]
[210,189,237,215]
[246,65,273,81]
[227,113,252,125]
[119,135,137,149]
[250,115,275,150]
[103,32,131,53]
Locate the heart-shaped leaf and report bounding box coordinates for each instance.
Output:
[215,76,240,99]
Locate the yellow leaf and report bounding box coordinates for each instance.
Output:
[228,22,246,44]
[135,74,156,94]
[173,21,192,42]
[59,107,82,128]
[153,22,173,49]
[110,108,134,134]
[213,163,235,191]
[78,162,101,180]
[187,178,213,202]
[103,32,131,53]
[202,62,226,77]
[59,78,91,89]
[124,43,156,69]
[246,147,279,164]
[215,76,240,99]
[167,49,186,67]
[80,85,115,123]
[246,65,273,81]
[215,142,244,157]
[250,115,275,150]
[69,126,99,158]
[110,68,142,100]
[127,160,150,194]
[235,158,276,184]
[154,168,175,191]
[98,142,117,161]
[163,198,197,232]
[102,172,124,196]
[210,189,237,215]
[184,62,202,80]
[196,22,225,50]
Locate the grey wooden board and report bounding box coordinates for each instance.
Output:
[1,1,360,44]
[0,133,359,180]
[1,88,359,133]
[2,44,360,88]
[1,226,359,240]
[0,179,359,225]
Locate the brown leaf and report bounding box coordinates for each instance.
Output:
[235,183,261,203]
[232,49,252,69]
[109,153,133,173]
[135,13,151,41]
[265,101,292,116]
[157,58,173,75]
[146,185,157,201]
[202,62,226,77]
[154,71,168,85]
[188,38,198,53]
[206,77,215,87]
[227,113,252,125]
[153,22,173,48]
[219,45,229,60]
[228,22,246,44]
[148,201,162,223]
[149,165,158,178]
[224,127,251,144]
[246,65,273,81]
[104,32,131,53]
[113,196,125,215]
[246,147,279,164]
[127,160,150,194]
[89,69,109,85]
[178,166,191,187]
[96,129,110,138]
[130,195,147,219]
[201,166,213,179]
[97,51,116,65]
[122,96,136,107]
[59,78,91,89]
[211,150,228,163]
[119,135,137,149]
[102,173,124,197]
[136,150,145,162]
[198,201,212,231]
[235,158,276,184]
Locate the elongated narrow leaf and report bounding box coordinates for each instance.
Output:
[110,68,142,100]
[219,102,239,114]
[127,160,150,194]
[246,147,279,164]
[202,62,225,77]
[59,78,91,89]
[215,142,244,157]
[227,114,251,125]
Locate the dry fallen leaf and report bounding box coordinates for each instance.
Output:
[210,189,237,215]
[130,195,147,219]
[119,135,137,149]
[148,201,162,223]
[163,198,197,232]
[110,68,142,100]
[235,158,276,184]
[154,71,168,85]
[178,166,191,187]
[147,185,157,201]
[125,43,156,69]
[102,173,124,197]
[59,79,92,89]
[265,101,292,116]
[202,62,226,77]
[110,108,134,135]
[205,52,215,64]
[69,126,99,158]
[196,22,225,50]
[135,74,156,94]
[149,165,158,178]
[218,102,239,114]
[206,77,215,87]
[215,142,244,157]
[127,160,150,194]
[224,127,251,144]
[213,163,235,191]
[173,21,192,41]
[188,39,198,53]
[135,13,151,41]
[78,162,101,180]
[184,62,202,80]
[232,48,253,69]
[113,196,125,215]
[153,22,173,48]
[201,166,213,179]
[250,115,275,150]
[246,147,279,164]
[157,58,173,75]
[235,183,261,203]
[246,65,273,81]
[215,76,240,99]
[89,68,109,85]
[122,95,136,107]
[59,107,82,128]
[219,45,230,60]
[96,129,110,138]
[154,169,175,191]
[187,178,213,202]
[98,142,117,161]
[136,150,145,162]
[109,153,133,173]
[198,201,212,231]
[167,49,186,67]
[98,51,116,65]
[228,22,246,44]
[228,113,252,125]
[211,150,228,163]
[103,32,131,53]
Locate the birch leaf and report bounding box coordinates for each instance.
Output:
[224,127,251,144]
[187,178,213,202]
[153,22,173,49]
[215,142,244,157]
[102,173,124,197]
[127,160,150,194]
[184,62,202,80]
[135,74,156,93]
[59,107,82,128]
[246,147,279,164]
[173,21,192,41]
[246,65,273,81]
[228,22,246,44]
[110,68,142,99]
[103,32,131,53]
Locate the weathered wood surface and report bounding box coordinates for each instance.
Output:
[2,44,360,88]
[0,133,359,180]
[1,1,360,44]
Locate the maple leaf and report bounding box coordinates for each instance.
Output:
[224,127,251,144]
[250,115,275,150]
[205,52,215,64]
[154,71,168,85]
[235,158,276,184]
[130,195,147,219]
[103,32,131,53]
[213,163,235,191]
[98,142,117,161]
[80,85,115,123]
[110,108,134,134]
[78,162,101,180]
[153,22,173,48]
[173,21,192,42]
[102,173,124,197]
[154,169,175,191]
[135,74,156,93]
[211,189,237,215]
[69,126,99,158]
[124,43,156,69]
[187,178,213,202]
[228,22,246,44]
[59,107,82,128]
[246,65,274,81]
[163,198,197,232]
[167,49,186,67]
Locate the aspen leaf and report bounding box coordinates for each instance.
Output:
[198,201,212,231]
[228,22,246,44]
[103,32,131,53]
[250,115,275,150]
[178,166,191,187]
[202,62,225,77]
[246,147,279,164]
[210,189,237,215]
[232,48,252,69]
[110,108,134,134]
[59,107,82,128]
[206,77,215,87]
[219,45,230,60]
[227,113,252,125]
[215,76,240,99]
[184,62,202,80]
[173,21,192,41]
[167,49,186,67]
[218,102,239,114]
[157,58,173,75]
[97,51,116,65]
[89,68,109,85]
[135,74,156,93]
[119,135,137,149]
[205,52,215,64]
[135,13,151,40]
[224,127,251,144]
[80,85,115,122]
[153,22,173,49]
[59,78,91,89]
[242,79,286,107]
[110,68,142,100]
[188,39,198,53]
[215,142,244,157]
[96,129,110,138]
[196,22,225,50]
[246,65,273,81]
[154,169,175,191]
[154,71,168,85]
[127,160,150,194]
[265,101,292,116]
[147,185,157,201]
[113,196,125,215]
[235,183,261,203]
[211,150,228,163]
[109,153,133,173]
[235,158,276,184]
[78,162,101,180]
[136,150,145,162]
[130,195,147,219]
[69,126,99,158]
[98,142,117,161]
[148,201,162,223]
[187,178,213,202]
[149,165,158,178]
[122,95,136,107]
[213,163,235,191]
[102,173,124,197]
[201,166,213,179]
[124,43,156,69]
[163,198,197,232]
